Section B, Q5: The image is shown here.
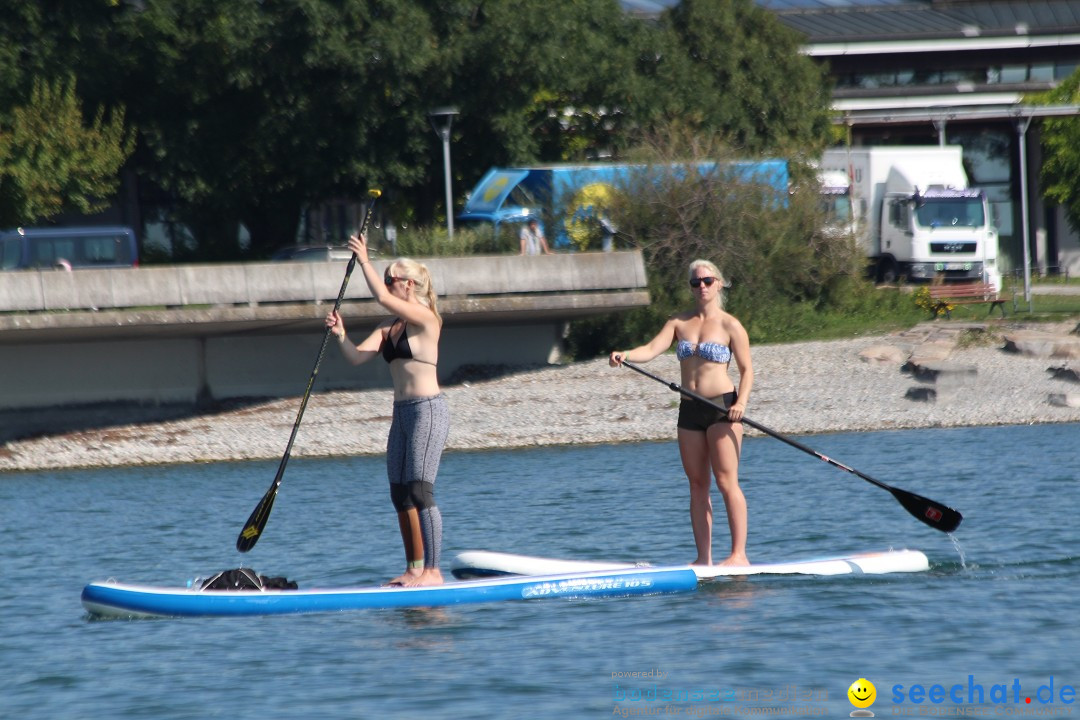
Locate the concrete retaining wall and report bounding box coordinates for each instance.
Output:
[0,252,649,436]
[0,252,647,314]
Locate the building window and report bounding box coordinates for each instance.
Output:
[1055,62,1079,80]
[999,65,1028,83]
[1029,63,1055,82]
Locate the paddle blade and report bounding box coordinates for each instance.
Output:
[236,485,279,552]
[890,487,963,533]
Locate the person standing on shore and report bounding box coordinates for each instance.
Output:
[519,218,552,256]
[609,259,753,566]
[325,233,449,587]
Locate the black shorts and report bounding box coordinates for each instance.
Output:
[677,391,737,432]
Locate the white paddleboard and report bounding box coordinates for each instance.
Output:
[451,549,930,580]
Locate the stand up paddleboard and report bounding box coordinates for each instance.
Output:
[450,549,930,580]
[81,565,698,619]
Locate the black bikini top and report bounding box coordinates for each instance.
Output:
[380,319,414,363]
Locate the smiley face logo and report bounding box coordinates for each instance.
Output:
[848,678,877,709]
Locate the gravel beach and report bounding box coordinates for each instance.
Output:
[2,322,1078,473]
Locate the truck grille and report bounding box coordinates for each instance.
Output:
[930,242,977,254]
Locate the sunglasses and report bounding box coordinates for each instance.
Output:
[384,275,407,286]
[689,276,720,288]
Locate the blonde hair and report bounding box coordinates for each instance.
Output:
[390,258,442,325]
[688,259,725,310]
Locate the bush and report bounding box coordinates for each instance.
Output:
[912,286,951,318]
[382,225,509,258]
[565,132,901,355]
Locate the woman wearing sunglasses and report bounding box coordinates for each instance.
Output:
[609,259,753,567]
[326,233,449,587]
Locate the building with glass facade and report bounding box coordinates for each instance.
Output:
[769,0,1080,276]
[628,0,1080,276]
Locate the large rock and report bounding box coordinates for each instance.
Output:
[859,345,907,365]
[907,361,978,385]
[1003,331,1080,359]
[904,361,977,404]
[905,387,937,403]
[903,340,957,368]
[1049,393,1080,408]
[1048,366,1080,384]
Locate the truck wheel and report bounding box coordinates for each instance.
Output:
[877,258,899,284]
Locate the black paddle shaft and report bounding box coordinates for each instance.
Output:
[620,359,963,534]
[236,190,382,552]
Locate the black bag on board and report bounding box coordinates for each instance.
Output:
[199,568,298,591]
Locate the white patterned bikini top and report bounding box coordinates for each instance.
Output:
[676,340,731,364]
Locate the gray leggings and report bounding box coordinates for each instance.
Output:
[386,394,449,568]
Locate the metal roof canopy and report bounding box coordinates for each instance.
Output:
[836,104,1080,125]
[836,103,1080,309]
[776,0,1080,44]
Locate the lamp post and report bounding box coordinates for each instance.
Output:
[1013,109,1034,313]
[428,106,459,238]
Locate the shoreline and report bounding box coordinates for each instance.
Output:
[2,327,1078,473]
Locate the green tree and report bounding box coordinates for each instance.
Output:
[109,0,442,258]
[0,76,134,228]
[656,0,833,155]
[0,1,122,104]
[1,0,836,260]
[447,0,646,170]
[1033,70,1080,236]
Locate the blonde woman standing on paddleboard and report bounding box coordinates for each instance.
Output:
[326,233,448,587]
[609,259,753,566]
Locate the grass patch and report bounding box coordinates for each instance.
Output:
[955,327,1005,349]
[1017,293,1080,317]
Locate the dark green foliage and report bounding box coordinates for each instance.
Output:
[106,0,444,258]
[657,0,834,155]
[1031,70,1080,237]
[1,0,835,261]
[449,0,644,168]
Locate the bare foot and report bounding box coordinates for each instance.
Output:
[717,554,750,567]
[691,556,712,566]
[384,567,423,587]
[398,568,444,587]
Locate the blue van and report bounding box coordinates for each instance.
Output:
[456,160,790,249]
[0,226,139,270]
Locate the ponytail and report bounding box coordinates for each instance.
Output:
[392,258,442,325]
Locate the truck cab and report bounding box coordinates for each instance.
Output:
[821,146,1000,290]
[880,178,999,288]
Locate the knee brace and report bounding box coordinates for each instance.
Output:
[390,483,412,512]
[390,481,434,512]
[407,481,434,511]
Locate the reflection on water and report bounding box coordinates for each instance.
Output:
[394,605,456,629]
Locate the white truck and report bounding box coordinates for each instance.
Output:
[819,146,1000,289]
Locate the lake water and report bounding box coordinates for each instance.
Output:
[2,423,1078,719]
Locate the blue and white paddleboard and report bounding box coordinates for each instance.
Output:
[81,565,699,619]
[450,549,930,580]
